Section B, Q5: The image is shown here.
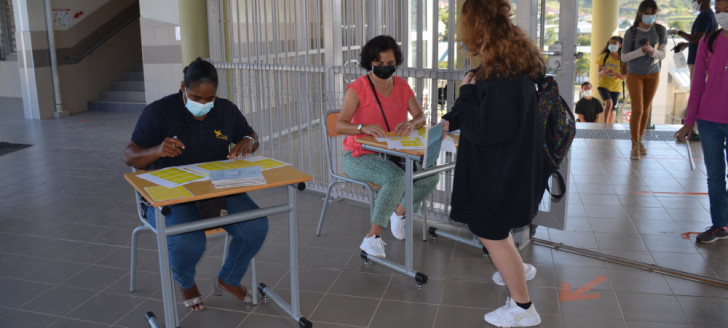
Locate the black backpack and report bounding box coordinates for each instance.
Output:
[536,76,576,200]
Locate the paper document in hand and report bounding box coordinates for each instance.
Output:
[138,167,207,188]
[423,122,443,168]
[145,185,194,202]
[209,166,267,188]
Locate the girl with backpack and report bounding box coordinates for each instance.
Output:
[675,0,728,244]
[621,0,667,159]
[440,0,545,326]
[597,36,626,124]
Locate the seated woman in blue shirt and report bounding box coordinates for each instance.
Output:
[124,58,267,312]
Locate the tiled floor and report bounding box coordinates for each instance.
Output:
[0,109,727,328]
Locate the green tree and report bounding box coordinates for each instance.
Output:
[439,7,449,42]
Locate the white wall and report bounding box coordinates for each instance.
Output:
[0,57,21,98]
[139,0,183,103]
[50,0,110,30]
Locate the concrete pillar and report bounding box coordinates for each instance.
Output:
[589,0,619,94]
[13,0,56,119]
[178,0,209,65]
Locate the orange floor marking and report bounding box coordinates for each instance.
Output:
[559,275,607,302]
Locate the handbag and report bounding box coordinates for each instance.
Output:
[194,197,228,219]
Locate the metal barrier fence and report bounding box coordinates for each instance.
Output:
[207,0,466,221]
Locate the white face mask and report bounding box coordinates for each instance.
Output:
[583,90,592,98]
[717,12,728,30]
[642,14,657,25]
[608,44,619,53]
[184,89,215,117]
[692,1,701,12]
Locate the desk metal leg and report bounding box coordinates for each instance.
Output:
[155,207,179,328]
[360,158,428,287]
[257,185,312,328]
[427,227,488,256]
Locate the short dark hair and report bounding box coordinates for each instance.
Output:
[183,57,218,89]
[359,35,403,71]
[581,82,592,89]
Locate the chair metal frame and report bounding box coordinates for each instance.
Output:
[316,109,380,235]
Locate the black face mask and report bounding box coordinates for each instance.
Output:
[372,65,396,79]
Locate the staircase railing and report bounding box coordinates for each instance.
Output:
[66,13,140,63]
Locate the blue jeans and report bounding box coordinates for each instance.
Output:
[697,119,728,227]
[145,193,269,289]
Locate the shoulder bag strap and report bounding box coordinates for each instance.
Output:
[366,75,391,132]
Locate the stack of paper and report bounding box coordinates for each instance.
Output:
[209,166,267,188]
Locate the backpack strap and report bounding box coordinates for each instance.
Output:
[546,170,567,200]
[630,26,638,51]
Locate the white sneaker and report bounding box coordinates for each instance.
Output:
[389,212,406,240]
[492,263,537,286]
[484,297,541,327]
[360,235,387,258]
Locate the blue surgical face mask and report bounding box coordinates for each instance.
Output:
[184,89,214,117]
[583,89,592,98]
[608,44,619,53]
[642,14,656,25]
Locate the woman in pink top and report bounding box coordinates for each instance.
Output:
[336,35,439,258]
[675,0,728,244]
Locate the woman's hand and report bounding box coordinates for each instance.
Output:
[441,120,449,140]
[157,137,185,158]
[394,121,416,136]
[462,71,476,85]
[674,125,694,142]
[361,124,388,138]
[228,137,256,159]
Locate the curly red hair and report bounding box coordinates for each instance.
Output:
[459,0,545,80]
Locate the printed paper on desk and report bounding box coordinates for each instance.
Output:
[137,167,207,188]
[186,156,290,176]
[423,122,443,168]
[145,185,194,202]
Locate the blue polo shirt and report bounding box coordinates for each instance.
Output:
[131,91,254,170]
[689,9,717,64]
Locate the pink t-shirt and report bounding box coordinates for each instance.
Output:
[343,75,415,157]
[685,33,728,126]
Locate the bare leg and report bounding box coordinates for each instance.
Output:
[394,204,405,216]
[367,223,384,237]
[479,234,530,303]
[604,99,614,123]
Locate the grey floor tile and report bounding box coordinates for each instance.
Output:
[446,256,495,282]
[309,294,380,326]
[440,279,500,309]
[328,270,391,298]
[0,310,59,328]
[113,298,186,328]
[22,259,90,284]
[105,271,161,298]
[250,289,323,319]
[62,266,128,291]
[625,322,693,328]
[276,266,341,293]
[676,296,728,327]
[242,313,308,328]
[555,266,613,292]
[66,292,145,325]
[382,276,444,304]
[434,305,487,328]
[606,268,672,294]
[369,300,437,328]
[616,291,690,324]
[650,252,716,277]
[595,232,648,252]
[0,254,47,278]
[47,318,110,328]
[20,285,97,316]
[563,316,627,328]
[0,279,53,309]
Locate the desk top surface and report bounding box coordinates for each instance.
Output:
[355,134,460,157]
[124,165,312,207]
